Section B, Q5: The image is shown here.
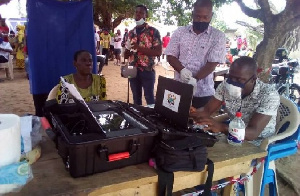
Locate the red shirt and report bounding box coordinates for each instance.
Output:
[162,36,170,48]
[226,53,233,63]
[0,26,9,42]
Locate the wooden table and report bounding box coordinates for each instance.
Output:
[9,135,266,196]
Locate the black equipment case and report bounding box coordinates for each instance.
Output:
[45,100,158,177]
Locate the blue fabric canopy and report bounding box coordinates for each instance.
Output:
[27,0,96,94]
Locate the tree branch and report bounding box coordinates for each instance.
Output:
[280,0,300,22]
[283,15,300,33]
[235,0,262,20]
[257,0,272,15]
[235,21,264,34]
[112,16,126,29]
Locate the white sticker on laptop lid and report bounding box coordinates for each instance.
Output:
[162,90,181,112]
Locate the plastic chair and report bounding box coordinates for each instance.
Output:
[245,96,300,196]
[0,55,14,80]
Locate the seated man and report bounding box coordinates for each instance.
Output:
[0,32,12,63]
[190,56,280,146]
[56,50,107,103]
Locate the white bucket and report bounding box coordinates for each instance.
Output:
[0,114,21,168]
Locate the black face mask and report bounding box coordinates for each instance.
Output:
[193,21,209,32]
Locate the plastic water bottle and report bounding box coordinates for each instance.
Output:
[227,112,245,146]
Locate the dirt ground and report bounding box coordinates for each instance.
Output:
[0,60,298,195]
[0,60,173,115]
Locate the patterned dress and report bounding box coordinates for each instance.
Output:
[15,25,26,69]
[56,74,106,104]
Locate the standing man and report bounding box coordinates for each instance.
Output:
[162,32,170,59]
[101,29,111,66]
[114,29,122,65]
[109,30,115,61]
[94,27,100,54]
[121,28,129,64]
[165,0,226,108]
[128,5,162,106]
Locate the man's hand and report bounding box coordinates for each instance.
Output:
[190,107,209,122]
[190,106,228,133]
[195,117,226,133]
[188,77,197,94]
[180,68,192,83]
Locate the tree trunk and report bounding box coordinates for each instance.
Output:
[255,27,285,82]
[93,0,113,30]
[236,0,300,83]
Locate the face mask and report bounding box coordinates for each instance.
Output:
[193,21,209,32]
[225,79,244,99]
[225,75,254,98]
[136,18,145,26]
[0,37,3,43]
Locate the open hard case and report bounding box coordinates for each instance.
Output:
[45,100,158,177]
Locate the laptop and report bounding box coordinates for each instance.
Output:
[154,76,194,129]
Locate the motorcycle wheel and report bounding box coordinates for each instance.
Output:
[278,83,300,106]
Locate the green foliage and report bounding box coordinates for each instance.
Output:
[246,30,263,51]
[93,0,233,28]
[210,7,228,32]
[161,0,233,27]
[93,0,161,28]
[161,0,194,26]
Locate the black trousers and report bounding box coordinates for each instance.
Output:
[192,96,212,109]
[97,55,105,73]
[102,48,109,65]
[0,55,8,63]
[32,93,49,117]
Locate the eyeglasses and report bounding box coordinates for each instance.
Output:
[225,74,254,84]
[225,74,255,89]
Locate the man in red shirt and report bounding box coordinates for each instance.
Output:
[225,50,233,65]
[0,18,9,42]
[162,32,170,59]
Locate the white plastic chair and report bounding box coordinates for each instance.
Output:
[245,96,300,196]
[0,55,14,80]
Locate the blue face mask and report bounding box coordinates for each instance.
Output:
[0,37,3,43]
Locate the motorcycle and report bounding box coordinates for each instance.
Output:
[270,59,300,106]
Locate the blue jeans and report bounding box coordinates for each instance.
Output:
[129,69,155,105]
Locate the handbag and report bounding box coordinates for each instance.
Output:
[155,134,216,196]
[121,64,137,78]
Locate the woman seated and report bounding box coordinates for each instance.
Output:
[56,50,106,103]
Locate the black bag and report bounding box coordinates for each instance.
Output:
[155,135,215,196]
[156,136,208,172]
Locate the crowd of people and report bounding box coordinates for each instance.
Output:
[1,0,281,147]
[0,14,27,82]
[225,35,254,65]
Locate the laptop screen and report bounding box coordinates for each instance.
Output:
[154,76,194,129]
